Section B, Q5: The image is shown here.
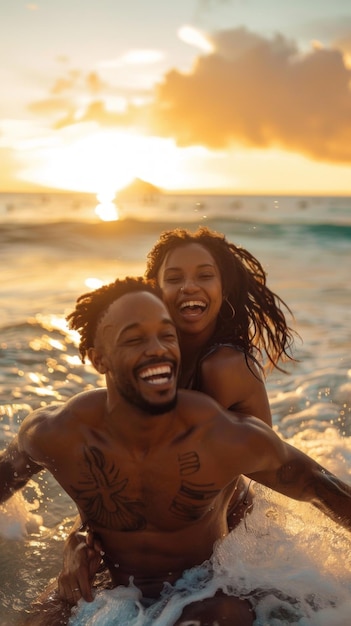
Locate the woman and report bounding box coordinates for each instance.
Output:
[146,226,294,405]
[56,226,296,609]
[145,226,296,526]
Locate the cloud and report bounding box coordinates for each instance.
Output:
[50,70,105,95]
[27,59,153,130]
[53,100,127,129]
[28,97,73,117]
[51,71,81,95]
[97,49,165,68]
[26,27,351,165]
[178,25,214,53]
[149,27,351,163]
[27,69,111,125]
[333,31,351,67]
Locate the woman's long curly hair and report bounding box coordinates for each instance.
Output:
[145,227,297,372]
[66,276,160,363]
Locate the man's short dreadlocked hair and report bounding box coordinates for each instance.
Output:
[66,276,161,363]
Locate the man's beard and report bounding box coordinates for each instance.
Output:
[114,376,178,415]
[134,393,178,415]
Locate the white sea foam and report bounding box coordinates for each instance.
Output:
[67,481,351,625]
[0,491,43,539]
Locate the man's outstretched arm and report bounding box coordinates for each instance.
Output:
[0,435,42,504]
[247,435,351,531]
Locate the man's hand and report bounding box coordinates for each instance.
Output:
[58,529,102,604]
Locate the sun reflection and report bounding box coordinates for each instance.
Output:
[85,277,104,289]
[63,354,84,366]
[94,190,119,221]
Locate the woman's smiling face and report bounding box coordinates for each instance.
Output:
[157,243,223,340]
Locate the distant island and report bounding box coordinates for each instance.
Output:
[116,178,162,203]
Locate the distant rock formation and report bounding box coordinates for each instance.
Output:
[116,178,162,203]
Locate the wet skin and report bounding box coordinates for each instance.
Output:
[3,293,351,626]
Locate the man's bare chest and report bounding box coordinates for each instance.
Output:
[55,442,223,532]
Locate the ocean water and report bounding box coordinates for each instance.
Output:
[0,191,350,625]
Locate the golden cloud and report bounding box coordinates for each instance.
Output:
[150,28,351,163]
[27,28,351,164]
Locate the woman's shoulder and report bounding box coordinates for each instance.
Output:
[202,343,260,374]
[198,344,270,420]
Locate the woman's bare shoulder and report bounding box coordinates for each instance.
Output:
[199,346,271,425]
[201,346,263,386]
[205,344,260,367]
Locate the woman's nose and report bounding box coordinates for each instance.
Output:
[180,279,199,293]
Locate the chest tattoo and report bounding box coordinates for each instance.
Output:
[170,451,220,520]
[70,446,145,531]
[178,451,200,476]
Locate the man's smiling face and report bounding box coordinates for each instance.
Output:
[94,291,180,414]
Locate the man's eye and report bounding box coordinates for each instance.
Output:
[162,332,177,340]
[124,336,142,344]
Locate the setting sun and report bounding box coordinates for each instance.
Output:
[20,128,143,193]
[17,126,206,195]
[16,124,225,195]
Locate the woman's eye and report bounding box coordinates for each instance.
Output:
[164,276,181,283]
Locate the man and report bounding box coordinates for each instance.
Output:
[1,276,351,626]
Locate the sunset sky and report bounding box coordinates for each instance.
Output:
[1,0,351,195]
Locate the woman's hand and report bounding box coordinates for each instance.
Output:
[57,528,103,604]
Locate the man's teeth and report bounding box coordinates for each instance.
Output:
[180,300,206,311]
[139,365,172,384]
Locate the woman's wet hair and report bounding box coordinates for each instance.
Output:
[146,226,296,372]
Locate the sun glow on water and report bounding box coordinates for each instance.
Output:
[95,190,119,221]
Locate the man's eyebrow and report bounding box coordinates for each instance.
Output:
[119,322,140,335]
[118,318,176,336]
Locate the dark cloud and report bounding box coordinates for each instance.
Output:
[150,27,351,163]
